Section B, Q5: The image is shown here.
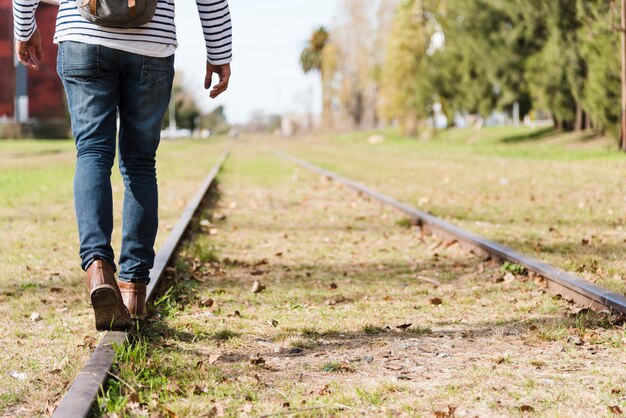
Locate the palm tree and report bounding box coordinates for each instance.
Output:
[300,26,331,130]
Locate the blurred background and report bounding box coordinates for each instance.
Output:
[1,0,625,149]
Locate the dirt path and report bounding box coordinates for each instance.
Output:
[101,146,626,417]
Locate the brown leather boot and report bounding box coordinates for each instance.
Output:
[118,282,147,320]
[87,259,133,331]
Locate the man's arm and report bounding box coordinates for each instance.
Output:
[13,0,43,71]
[196,0,232,98]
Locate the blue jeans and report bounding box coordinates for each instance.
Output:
[57,41,174,284]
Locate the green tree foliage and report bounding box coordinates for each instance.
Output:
[300,26,331,129]
[375,0,621,142]
[577,0,621,135]
[380,0,437,136]
[200,106,229,134]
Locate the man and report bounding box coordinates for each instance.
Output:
[13,0,232,330]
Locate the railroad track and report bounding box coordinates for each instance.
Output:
[50,147,624,416]
[51,148,230,418]
[276,150,626,316]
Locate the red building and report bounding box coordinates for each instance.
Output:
[0,0,16,118]
[0,0,66,132]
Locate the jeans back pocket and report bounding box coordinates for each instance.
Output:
[60,41,100,80]
[142,55,174,85]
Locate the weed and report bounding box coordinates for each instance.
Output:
[288,338,316,349]
[536,322,569,342]
[355,387,384,406]
[502,262,527,276]
[19,282,39,291]
[190,240,219,263]
[213,328,239,341]
[395,218,414,229]
[362,324,386,335]
[300,326,320,338]
[153,287,180,319]
[407,326,432,336]
[322,361,353,373]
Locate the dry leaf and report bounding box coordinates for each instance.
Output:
[164,406,179,418]
[315,383,332,395]
[609,405,623,415]
[194,384,209,394]
[213,212,227,220]
[200,297,215,307]
[270,319,278,328]
[249,354,265,365]
[129,391,140,403]
[29,312,41,321]
[519,405,535,412]
[429,297,443,306]
[329,282,338,290]
[250,281,266,293]
[50,356,69,374]
[396,323,412,330]
[492,354,506,365]
[9,371,26,381]
[208,353,221,365]
[166,382,183,394]
[433,405,457,417]
[45,399,59,415]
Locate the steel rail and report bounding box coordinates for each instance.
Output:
[52,148,230,418]
[277,150,626,315]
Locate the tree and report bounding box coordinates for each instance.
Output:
[577,0,621,136]
[162,73,201,131]
[379,0,435,136]
[200,105,229,135]
[300,26,331,130]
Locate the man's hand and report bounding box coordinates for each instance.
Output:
[204,62,231,99]
[15,28,43,71]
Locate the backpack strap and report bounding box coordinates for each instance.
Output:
[89,0,96,14]
[129,0,136,16]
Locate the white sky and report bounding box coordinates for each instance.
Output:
[175,0,338,124]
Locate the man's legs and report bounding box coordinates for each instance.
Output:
[116,52,175,284]
[58,41,132,330]
[58,41,119,271]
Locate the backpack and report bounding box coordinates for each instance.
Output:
[77,0,158,28]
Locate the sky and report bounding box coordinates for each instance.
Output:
[174,0,339,124]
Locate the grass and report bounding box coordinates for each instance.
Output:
[0,137,228,416]
[97,143,626,417]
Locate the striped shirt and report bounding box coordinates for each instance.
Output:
[12,0,233,64]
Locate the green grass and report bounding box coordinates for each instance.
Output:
[281,126,626,294]
[336,126,621,160]
[0,137,228,416]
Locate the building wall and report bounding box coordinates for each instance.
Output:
[30,4,66,119]
[0,0,15,117]
[0,1,65,120]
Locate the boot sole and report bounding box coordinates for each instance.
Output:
[91,286,133,331]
